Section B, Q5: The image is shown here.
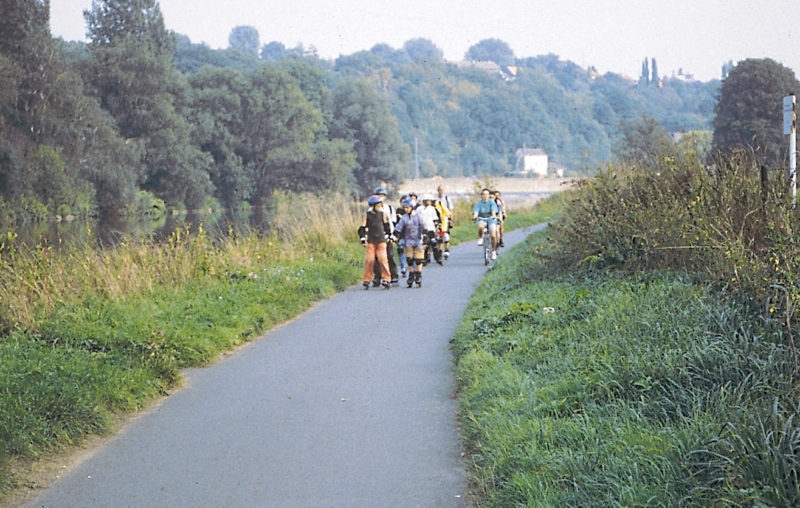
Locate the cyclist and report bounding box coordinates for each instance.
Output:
[372,186,399,285]
[492,189,506,248]
[393,198,428,288]
[358,194,391,290]
[472,188,499,260]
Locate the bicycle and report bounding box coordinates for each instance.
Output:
[474,217,492,266]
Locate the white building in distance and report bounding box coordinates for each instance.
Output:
[515,148,548,176]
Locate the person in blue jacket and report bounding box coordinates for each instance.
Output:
[472,188,499,260]
[392,198,429,288]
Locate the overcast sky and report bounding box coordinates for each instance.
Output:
[49,0,799,83]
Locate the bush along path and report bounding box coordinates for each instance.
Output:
[452,232,800,506]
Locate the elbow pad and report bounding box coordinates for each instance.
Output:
[383,222,391,236]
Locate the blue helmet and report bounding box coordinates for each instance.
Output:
[402,198,417,208]
[367,194,383,205]
[374,186,387,195]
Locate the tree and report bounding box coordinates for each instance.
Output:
[330,79,409,195]
[614,114,673,165]
[651,57,659,84]
[464,38,515,67]
[238,65,321,203]
[0,0,49,58]
[228,25,259,57]
[84,0,212,209]
[402,38,443,64]
[260,41,286,62]
[640,58,650,85]
[712,58,800,169]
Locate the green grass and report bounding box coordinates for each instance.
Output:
[0,247,361,495]
[0,189,366,499]
[453,232,800,507]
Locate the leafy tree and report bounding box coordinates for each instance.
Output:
[84,0,173,52]
[402,38,443,64]
[238,65,321,203]
[465,38,515,66]
[228,25,259,57]
[260,41,286,62]
[174,34,231,73]
[0,0,49,58]
[185,66,250,208]
[614,114,673,165]
[369,43,410,66]
[330,79,409,195]
[712,58,800,169]
[84,0,212,209]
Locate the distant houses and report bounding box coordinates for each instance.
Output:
[454,60,518,81]
[514,148,548,176]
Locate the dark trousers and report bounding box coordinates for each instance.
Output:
[374,242,398,280]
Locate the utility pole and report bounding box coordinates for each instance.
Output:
[414,136,419,179]
[785,95,797,202]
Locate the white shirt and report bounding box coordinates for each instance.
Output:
[419,204,438,231]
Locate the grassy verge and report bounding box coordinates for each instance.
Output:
[453,231,799,506]
[0,192,362,499]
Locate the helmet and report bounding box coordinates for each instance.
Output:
[408,191,417,198]
[399,194,409,203]
[367,194,383,205]
[402,198,417,208]
[374,186,387,195]
[422,194,434,202]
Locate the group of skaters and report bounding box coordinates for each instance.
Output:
[359,185,506,290]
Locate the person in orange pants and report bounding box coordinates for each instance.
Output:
[358,194,391,290]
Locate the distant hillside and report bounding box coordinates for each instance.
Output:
[175,37,719,178]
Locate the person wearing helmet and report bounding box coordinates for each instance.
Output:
[434,194,452,260]
[436,185,454,258]
[472,188,499,260]
[371,186,399,285]
[392,198,428,288]
[357,194,391,290]
[418,194,441,265]
[395,194,409,278]
[492,189,506,248]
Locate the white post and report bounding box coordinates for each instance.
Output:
[785,95,797,202]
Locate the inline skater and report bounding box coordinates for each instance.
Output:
[358,194,391,290]
[393,198,428,288]
[395,194,409,278]
[436,185,454,258]
[434,195,452,260]
[418,194,441,265]
[472,188,499,260]
[372,186,399,285]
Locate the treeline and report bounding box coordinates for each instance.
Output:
[0,0,718,224]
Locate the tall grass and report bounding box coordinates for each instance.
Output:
[0,191,362,498]
[0,192,361,331]
[454,232,800,506]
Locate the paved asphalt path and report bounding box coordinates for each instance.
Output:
[26,224,544,508]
